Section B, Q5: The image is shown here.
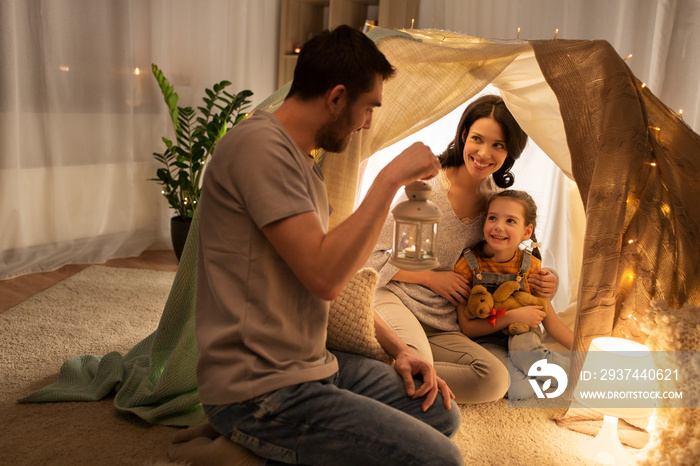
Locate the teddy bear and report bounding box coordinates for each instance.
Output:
[465,281,548,335]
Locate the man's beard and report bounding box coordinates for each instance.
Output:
[316,107,355,153]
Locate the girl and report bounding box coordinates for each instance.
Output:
[456,190,572,400]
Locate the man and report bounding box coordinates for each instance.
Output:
[182,25,463,465]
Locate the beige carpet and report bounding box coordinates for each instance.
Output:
[1,265,610,465]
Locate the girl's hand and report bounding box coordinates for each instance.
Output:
[528,268,557,298]
[424,271,471,305]
[508,305,546,328]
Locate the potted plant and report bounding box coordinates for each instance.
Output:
[150,64,253,260]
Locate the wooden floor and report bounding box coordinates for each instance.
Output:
[0,250,179,314]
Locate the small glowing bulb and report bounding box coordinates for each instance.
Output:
[628,239,634,244]
[133,67,140,76]
[641,83,646,88]
[554,28,559,39]
[650,162,657,167]
[161,190,165,194]
[679,109,683,119]
[59,65,70,72]
[517,27,521,39]
[624,54,633,61]
[411,18,415,29]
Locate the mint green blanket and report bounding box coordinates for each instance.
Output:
[18,210,204,426]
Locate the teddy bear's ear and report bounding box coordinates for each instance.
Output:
[472,284,488,295]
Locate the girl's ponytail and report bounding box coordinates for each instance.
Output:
[529,234,542,260]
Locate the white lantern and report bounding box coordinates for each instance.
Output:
[389,181,443,271]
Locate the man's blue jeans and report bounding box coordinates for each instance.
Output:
[204,350,463,465]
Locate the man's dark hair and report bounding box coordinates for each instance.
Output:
[287,25,395,102]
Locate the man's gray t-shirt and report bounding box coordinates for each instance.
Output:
[195,111,337,405]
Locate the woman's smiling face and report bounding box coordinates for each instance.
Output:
[461,116,508,181]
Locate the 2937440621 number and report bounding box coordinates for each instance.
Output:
[599,368,679,381]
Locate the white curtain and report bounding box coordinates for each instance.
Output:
[359,0,699,312]
[0,0,279,279]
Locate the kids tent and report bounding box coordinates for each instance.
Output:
[320,27,699,354]
[20,27,700,464]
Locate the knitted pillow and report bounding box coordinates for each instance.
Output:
[327,268,393,364]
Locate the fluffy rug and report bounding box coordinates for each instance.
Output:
[1,265,608,465]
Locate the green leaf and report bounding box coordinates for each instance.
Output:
[152,64,181,130]
[167,94,178,109]
[216,123,227,140]
[156,168,173,182]
[233,114,246,125]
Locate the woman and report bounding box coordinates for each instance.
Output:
[366,94,557,403]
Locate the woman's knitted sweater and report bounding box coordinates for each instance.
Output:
[365,171,497,331]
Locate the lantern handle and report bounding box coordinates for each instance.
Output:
[404,180,432,201]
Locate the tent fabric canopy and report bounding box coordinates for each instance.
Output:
[318,28,699,355]
[19,28,700,456]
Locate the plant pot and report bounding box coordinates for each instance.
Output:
[170,216,192,262]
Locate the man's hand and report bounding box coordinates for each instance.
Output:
[373,301,454,412]
[527,268,557,298]
[393,348,455,412]
[380,142,440,188]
